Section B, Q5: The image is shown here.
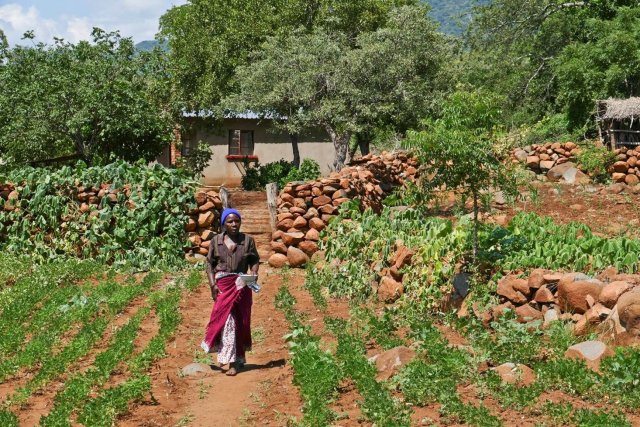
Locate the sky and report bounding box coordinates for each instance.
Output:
[0,0,187,45]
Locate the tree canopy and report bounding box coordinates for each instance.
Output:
[0,29,176,166]
[158,0,418,111]
[225,5,447,170]
[462,0,640,129]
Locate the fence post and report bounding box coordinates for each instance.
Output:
[266,182,278,232]
[220,186,229,209]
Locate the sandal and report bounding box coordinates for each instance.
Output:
[226,365,237,376]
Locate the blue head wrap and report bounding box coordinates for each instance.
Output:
[221,208,241,227]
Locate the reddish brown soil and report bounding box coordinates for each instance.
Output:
[7,184,640,426]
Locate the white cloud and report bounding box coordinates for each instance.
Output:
[0,4,58,43]
[118,0,166,13]
[0,1,188,46]
[65,17,92,43]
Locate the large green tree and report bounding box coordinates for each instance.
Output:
[158,0,417,111]
[463,0,640,128]
[0,29,176,165]
[225,5,447,170]
[404,89,518,261]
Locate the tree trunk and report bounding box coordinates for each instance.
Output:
[358,137,370,156]
[325,125,351,171]
[289,133,300,168]
[74,135,90,165]
[472,190,479,264]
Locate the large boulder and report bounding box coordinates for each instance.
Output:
[558,279,603,314]
[617,288,640,336]
[368,346,416,380]
[547,162,590,184]
[564,340,613,371]
[599,281,634,309]
[287,246,309,268]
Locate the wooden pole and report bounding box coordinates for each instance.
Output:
[266,183,278,232]
[220,186,229,209]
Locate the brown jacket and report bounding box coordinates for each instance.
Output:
[206,232,259,276]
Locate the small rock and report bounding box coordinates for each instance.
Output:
[268,253,288,268]
[493,363,536,387]
[369,346,416,380]
[528,269,550,289]
[544,309,559,325]
[515,304,543,323]
[497,275,530,304]
[181,363,212,377]
[564,341,614,371]
[378,276,403,303]
[287,246,309,268]
[534,285,555,303]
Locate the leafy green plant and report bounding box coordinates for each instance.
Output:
[281,159,321,187]
[327,317,411,426]
[241,159,296,191]
[600,347,640,407]
[501,213,640,272]
[276,286,341,426]
[404,89,519,262]
[176,139,214,178]
[573,408,630,427]
[577,143,616,183]
[0,161,196,269]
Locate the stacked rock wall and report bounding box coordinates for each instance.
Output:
[607,147,640,186]
[511,142,580,173]
[185,190,223,259]
[268,152,419,268]
[486,268,640,340]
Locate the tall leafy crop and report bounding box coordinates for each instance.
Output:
[500,213,640,272]
[0,161,196,269]
[320,201,467,306]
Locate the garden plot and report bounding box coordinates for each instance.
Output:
[267,190,640,426]
[0,254,196,426]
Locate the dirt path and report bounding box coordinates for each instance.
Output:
[122,191,307,427]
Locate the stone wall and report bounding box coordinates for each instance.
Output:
[268,152,419,268]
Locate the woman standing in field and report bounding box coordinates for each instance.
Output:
[201,208,259,376]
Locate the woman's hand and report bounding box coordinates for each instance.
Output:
[210,285,218,301]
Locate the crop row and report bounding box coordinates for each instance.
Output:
[1,270,188,427]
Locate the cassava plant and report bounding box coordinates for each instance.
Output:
[404,89,518,263]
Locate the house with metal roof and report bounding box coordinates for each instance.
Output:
[157,111,334,187]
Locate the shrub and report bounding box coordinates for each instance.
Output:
[241,158,321,190]
[577,144,616,183]
[0,161,194,269]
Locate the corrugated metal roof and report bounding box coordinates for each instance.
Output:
[182,110,279,120]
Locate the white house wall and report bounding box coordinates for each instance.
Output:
[194,118,334,187]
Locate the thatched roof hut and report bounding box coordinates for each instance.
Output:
[596,97,640,148]
[596,97,640,121]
